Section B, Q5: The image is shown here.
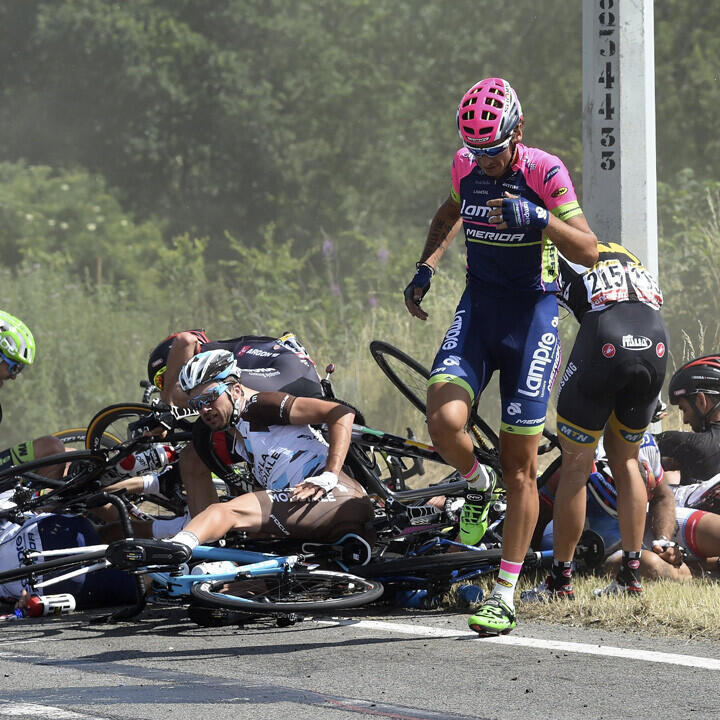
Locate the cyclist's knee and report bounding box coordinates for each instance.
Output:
[427,404,469,447]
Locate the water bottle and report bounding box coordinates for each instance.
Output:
[190,561,239,576]
[24,593,76,617]
[109,445,179,479]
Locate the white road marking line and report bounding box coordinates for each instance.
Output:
[0,640,41,647]
[316,618,720,671]
[0,703,100,719]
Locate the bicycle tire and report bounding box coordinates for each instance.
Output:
[190,568,384,613]
[53,427,116,450]
[0,450,106,494]
[354,547,542,581]
[370,340,499,451]
[354,548,504,579]
[0,549,107,586]
[85,403,156,451]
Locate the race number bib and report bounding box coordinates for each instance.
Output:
[626,263,663,309]
[583,259,628,307]
[584,259,662,310]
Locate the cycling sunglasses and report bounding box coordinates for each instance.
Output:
[188,382,231,411]
[152,366,167,391]
[465,134,513,158]
[0,352,23,378]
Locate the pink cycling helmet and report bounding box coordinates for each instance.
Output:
[456,78,523,149]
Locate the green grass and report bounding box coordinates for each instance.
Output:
[450,573,720,641]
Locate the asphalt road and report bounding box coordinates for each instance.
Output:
[1,605,719,720]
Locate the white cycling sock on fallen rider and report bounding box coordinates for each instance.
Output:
[170,530,200,550]
[152,510,191,540]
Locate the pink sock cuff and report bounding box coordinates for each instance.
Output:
[461,459,479,479]
[499,559,523,574]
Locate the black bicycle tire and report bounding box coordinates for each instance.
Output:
[190,569,384,613]
[0,450,104,488]
[53,427,116,450]
[0,549,107,585]
[354,548,505,579]
[85,403,155,451]
[369,340,499,450]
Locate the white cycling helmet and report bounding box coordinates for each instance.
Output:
[179,349,239,393]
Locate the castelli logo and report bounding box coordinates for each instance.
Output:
[602,343,616,358]
[656,343,666,358]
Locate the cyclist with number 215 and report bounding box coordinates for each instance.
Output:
[404,77,597,635]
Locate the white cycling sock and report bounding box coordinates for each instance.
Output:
[171,530,200,550]
[490,558,523,609]
[152,510,190,539]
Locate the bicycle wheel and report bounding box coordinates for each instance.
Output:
[0,548,107,586]
[190,568,384,613]
[370,340,499,451]
[85,403,155,451]
[0,450,106,494]
[355,548,505,581]
[53,427,116,451]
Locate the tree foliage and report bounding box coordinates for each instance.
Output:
[0,0,717,442]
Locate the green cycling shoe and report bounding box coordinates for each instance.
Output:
[459,465,498,546]
[468,595,517,636]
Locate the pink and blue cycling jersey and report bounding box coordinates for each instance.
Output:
[450,143,583,294]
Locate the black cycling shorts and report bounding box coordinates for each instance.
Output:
[557,302,668,446]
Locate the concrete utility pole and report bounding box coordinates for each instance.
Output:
[582,0,658,277]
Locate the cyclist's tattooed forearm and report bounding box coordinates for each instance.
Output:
[420,218,454,263]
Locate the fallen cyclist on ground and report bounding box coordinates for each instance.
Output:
[655,354,720,486]
[145,329,327,519]
[526,432,720,592]
[0,490,137,614]
[108,349,376,568]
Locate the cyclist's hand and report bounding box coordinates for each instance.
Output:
[404,263,434,321]
[291,471,338,501]
[652,539,682,567]
[487,192,549,231]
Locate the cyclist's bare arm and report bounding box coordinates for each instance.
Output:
[419,195,462,269]
[405,196,462,320]
[287,398,355,477]
[648,482,683,566]
[543,213,598,267]
[161,332,204,406]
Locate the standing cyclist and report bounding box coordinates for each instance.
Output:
[404,77,597,635]
[525,242,667,600]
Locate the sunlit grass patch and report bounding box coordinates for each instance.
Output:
[449,573,720,641]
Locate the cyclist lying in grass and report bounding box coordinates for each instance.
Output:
[528,432,720,589]
[109,350,375,567]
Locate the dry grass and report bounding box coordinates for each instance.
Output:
[450,573,720,641]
